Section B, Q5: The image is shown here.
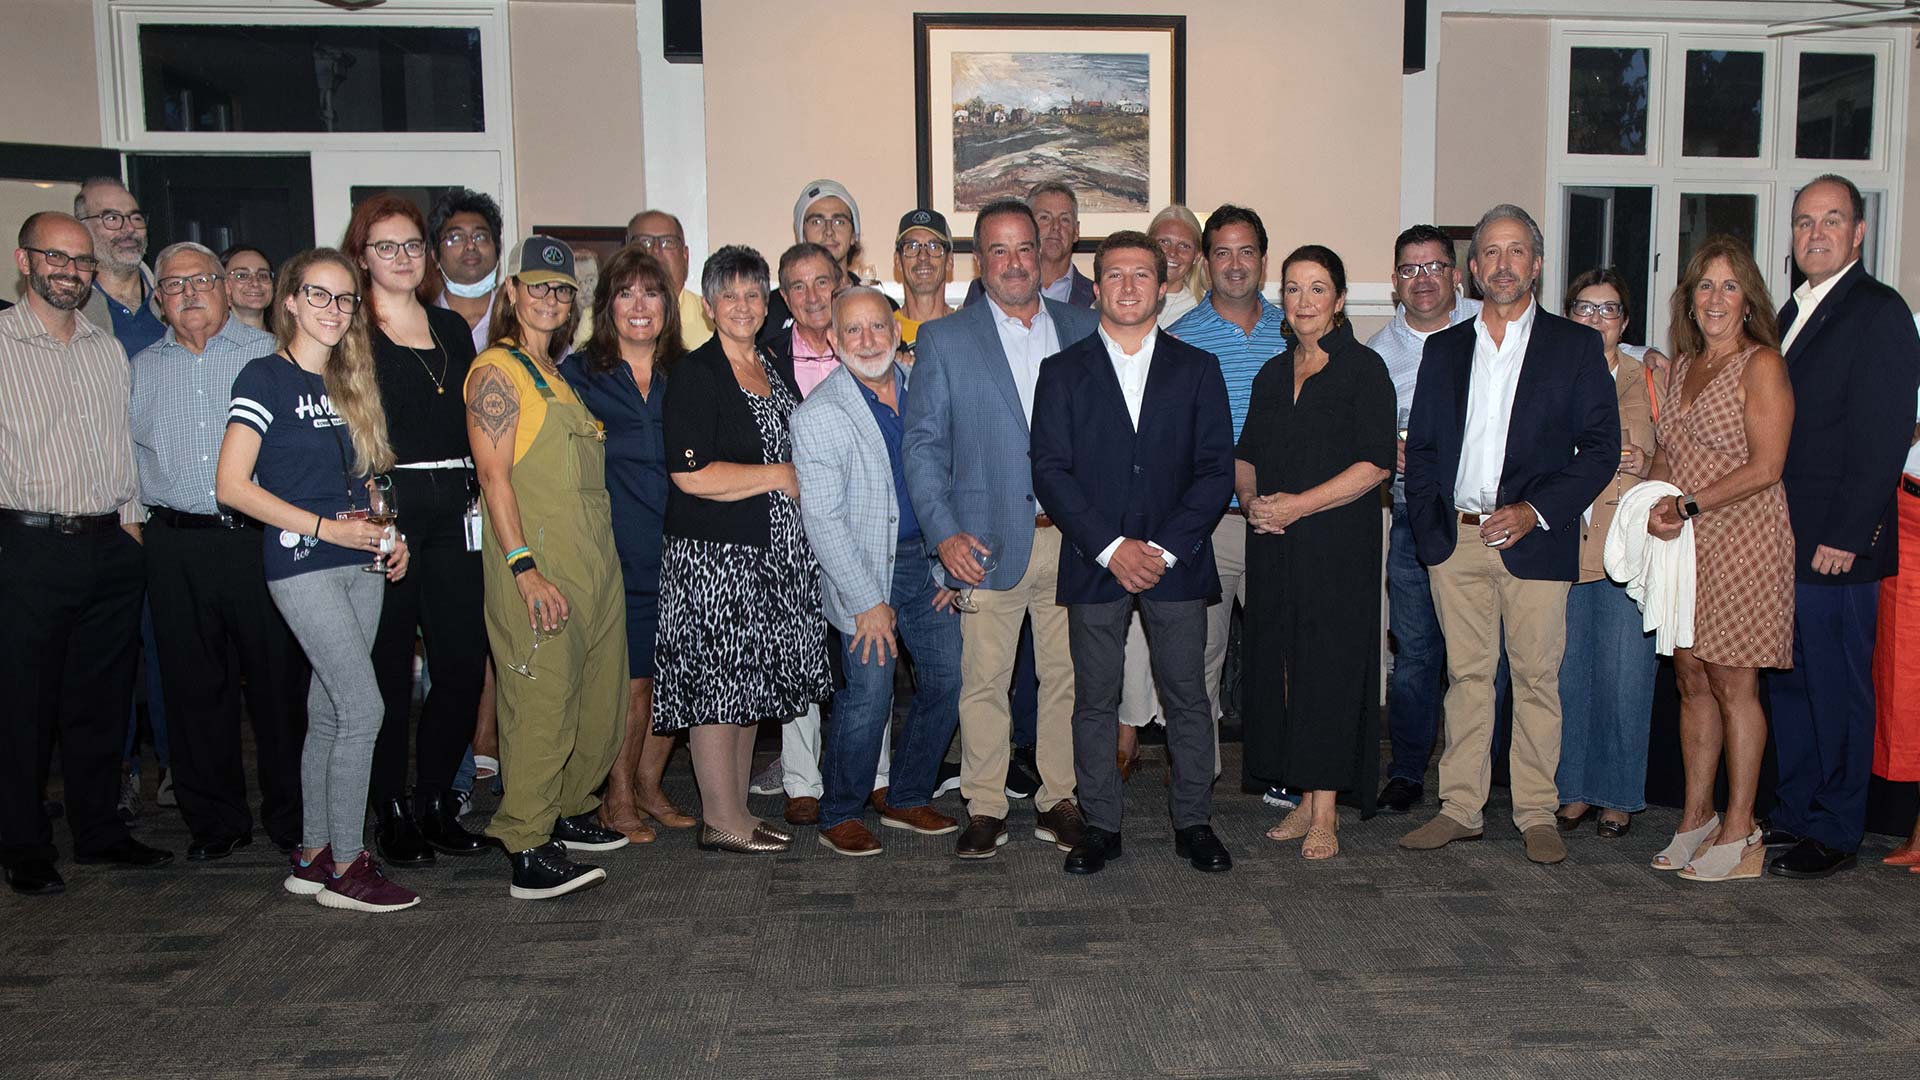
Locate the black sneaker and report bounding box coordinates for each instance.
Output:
[508,841,607,900]
[1003,747,1040,801]
[932,759,963,798]
[550,811,630,853]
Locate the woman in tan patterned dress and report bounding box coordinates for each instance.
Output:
[1646,236,1795,882]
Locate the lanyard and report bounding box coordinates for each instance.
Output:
[505,344,558,401]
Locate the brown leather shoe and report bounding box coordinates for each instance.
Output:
[955,815,1008,859]
[784,796,820,826]
[1398,814,1484,850]
[1034,799,1087,851]
[869,787,889,812]
[817,820,882,857]
[880,803,959,836]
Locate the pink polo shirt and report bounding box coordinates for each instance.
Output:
[790,329,839,399]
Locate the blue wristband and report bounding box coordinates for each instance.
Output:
[504,545,530,563]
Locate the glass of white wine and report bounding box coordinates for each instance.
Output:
[363,474,397,574]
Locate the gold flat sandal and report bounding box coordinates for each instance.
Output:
[697,824,789,854]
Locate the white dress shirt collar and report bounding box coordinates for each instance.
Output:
[1096,323,1157,430]
[1782,259,1858,354]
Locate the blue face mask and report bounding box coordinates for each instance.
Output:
[443,265,498,299]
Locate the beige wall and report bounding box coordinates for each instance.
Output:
[1902,34,1920,306]
[0,1,101,147]
[1434,15,1550,230]
[702,0,1404,288]
[507,0,647,231]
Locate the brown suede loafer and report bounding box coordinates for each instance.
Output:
[1398,814,1484,850]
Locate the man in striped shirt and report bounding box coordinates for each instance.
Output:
[1166,205,1288,795]
[1,212,174,896]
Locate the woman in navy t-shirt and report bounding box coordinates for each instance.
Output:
[215,247,418,914]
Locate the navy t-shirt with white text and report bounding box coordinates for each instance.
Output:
[227,354,371,580]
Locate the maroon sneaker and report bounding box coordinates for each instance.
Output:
[315,851,421,913]
[282,845,333,897]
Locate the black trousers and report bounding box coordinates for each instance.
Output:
[0,518,143,866]
[369,467,486,801]
[144,518,308,846]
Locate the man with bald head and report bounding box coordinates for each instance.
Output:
[2,212,173,894]
[625,209,711,348]
[792,287,963,855]
[130,242,308,862]
[74,176,165,359]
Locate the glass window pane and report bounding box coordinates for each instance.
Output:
[1796,53,1874,160]
[1567,47,1649,156]
[1561,186,1654,346]
[1682,50,1763,158]
[140,25,484,134]
[1677,192,1757,274]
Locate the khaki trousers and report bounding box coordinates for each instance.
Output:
[1427,519,1569,832]
[958,525,1075,818]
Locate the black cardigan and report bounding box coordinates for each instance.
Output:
[660,336,803,546]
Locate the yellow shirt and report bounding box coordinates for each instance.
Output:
[679,289,714,349]
[894,309,921,345]
[466,342,581,465]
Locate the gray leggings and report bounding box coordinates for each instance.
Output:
[268,564,385,864]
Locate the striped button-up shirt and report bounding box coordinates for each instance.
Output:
[1167,291,1288,444]
[0,302,140,522]
[130,315,276,515]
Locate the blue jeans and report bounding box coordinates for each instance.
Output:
[1555,579,1657,812]
[821,541,963,829]
[1386,506,1446,783]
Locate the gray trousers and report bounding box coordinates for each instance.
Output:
[267,564,385,864]
[1067,596,1212,832]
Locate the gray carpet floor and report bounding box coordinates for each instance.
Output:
[5,747,1920,1080]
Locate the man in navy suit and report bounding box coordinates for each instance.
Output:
[1030,232,1235,875]
[1399,204,1619,865]
[903,199,1100,860]
[1764,175,1920,880]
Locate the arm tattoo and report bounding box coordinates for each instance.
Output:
[467,365,520,449]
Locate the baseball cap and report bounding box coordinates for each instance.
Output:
[793,179,861,240]
[506,235,578,287]
[894,208,952,246]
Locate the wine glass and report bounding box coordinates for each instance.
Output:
[363,474,397,573]
[953,531,1003,614]
[506,607,568,680]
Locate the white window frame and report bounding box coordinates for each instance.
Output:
[1548,31,1666,169]
[1668,35,1776,168]
[1779,35,1895,171]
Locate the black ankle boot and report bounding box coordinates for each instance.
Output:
[508,841,606,900]
[374,795,436,866]
[416,789,489,856]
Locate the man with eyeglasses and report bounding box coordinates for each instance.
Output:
[128,242,308,863]
[1,212,175,895]
[624,209,711,348]
[75,177,166,360]
[767,179,891,336]
[1365,225,1481,816]
[963,182,1096,310]
[892,208,955,357]
[429,188,507,354]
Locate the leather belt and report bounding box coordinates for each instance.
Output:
[1459,512,1484,526]
[394,457,474,471]
[0,508,122,535]
[146,505,261,530]
[1903,476,1920,499]
[1035,514,1054,529]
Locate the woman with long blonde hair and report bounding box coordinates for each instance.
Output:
[1149,204,1209,328]
[215,247,419,913]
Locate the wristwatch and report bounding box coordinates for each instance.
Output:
[1679,494,1702,520]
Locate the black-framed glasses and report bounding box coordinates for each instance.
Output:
[898,239,948,257]
[626,234,684,253]
[524,281,577,302]
[440,230,495,250]
[1569,300,1626,320]
[78,210,147,230]
[21,247,101,273]
[157,272,224,296]
[298,283,361,314]
[803,213,854,233]
[366,239,427,261]
[1395,260,1454,279]
[227,268,274,285]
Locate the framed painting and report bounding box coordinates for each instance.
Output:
[914,13,1186,253]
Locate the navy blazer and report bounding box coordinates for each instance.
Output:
[1776,262,1920,584]
[1404,306,1620,581]
[1030,329,1235,605]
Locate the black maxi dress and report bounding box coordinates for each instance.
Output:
[1236,321,1397,807]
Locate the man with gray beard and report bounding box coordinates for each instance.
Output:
[75,177,165,359]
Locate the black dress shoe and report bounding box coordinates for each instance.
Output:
[1173,824,1233,872]
[416,789,490,855]
[550,811,629,853]
[1375,777,1423,815]
[4,860,65,895]
[1063,827,1122,874]
[1768,838,1857,879]
[1556,807,1598,832]
[509,841,607,900]
[187,834,253,861]
[1761,826,1806,848]
[73,837,174,867]
[374,795,436,867]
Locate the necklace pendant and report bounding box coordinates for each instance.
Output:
[437,386,445,395]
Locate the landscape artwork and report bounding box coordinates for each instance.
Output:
[949,51,1150,213]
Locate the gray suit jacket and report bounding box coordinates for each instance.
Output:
[791,364,929,634]
[902,296,1100,589]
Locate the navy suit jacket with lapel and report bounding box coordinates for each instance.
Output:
[1775,261,1920,584]
[1030,330,1235,605]
[901,296,1100,589]
[1403,305,1620,581]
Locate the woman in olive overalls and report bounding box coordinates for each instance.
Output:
[464,236,628,901]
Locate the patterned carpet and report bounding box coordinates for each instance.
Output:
[5,747,1919,1080]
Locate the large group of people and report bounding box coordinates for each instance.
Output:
[5,168,1920,911]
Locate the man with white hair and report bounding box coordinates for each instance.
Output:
[130,241,308,862]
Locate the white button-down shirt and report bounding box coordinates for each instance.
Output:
[1090,324,1175,569]
[1454,301,1538,514]
[986,295,1060,427]
[1780,259,1858,355]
